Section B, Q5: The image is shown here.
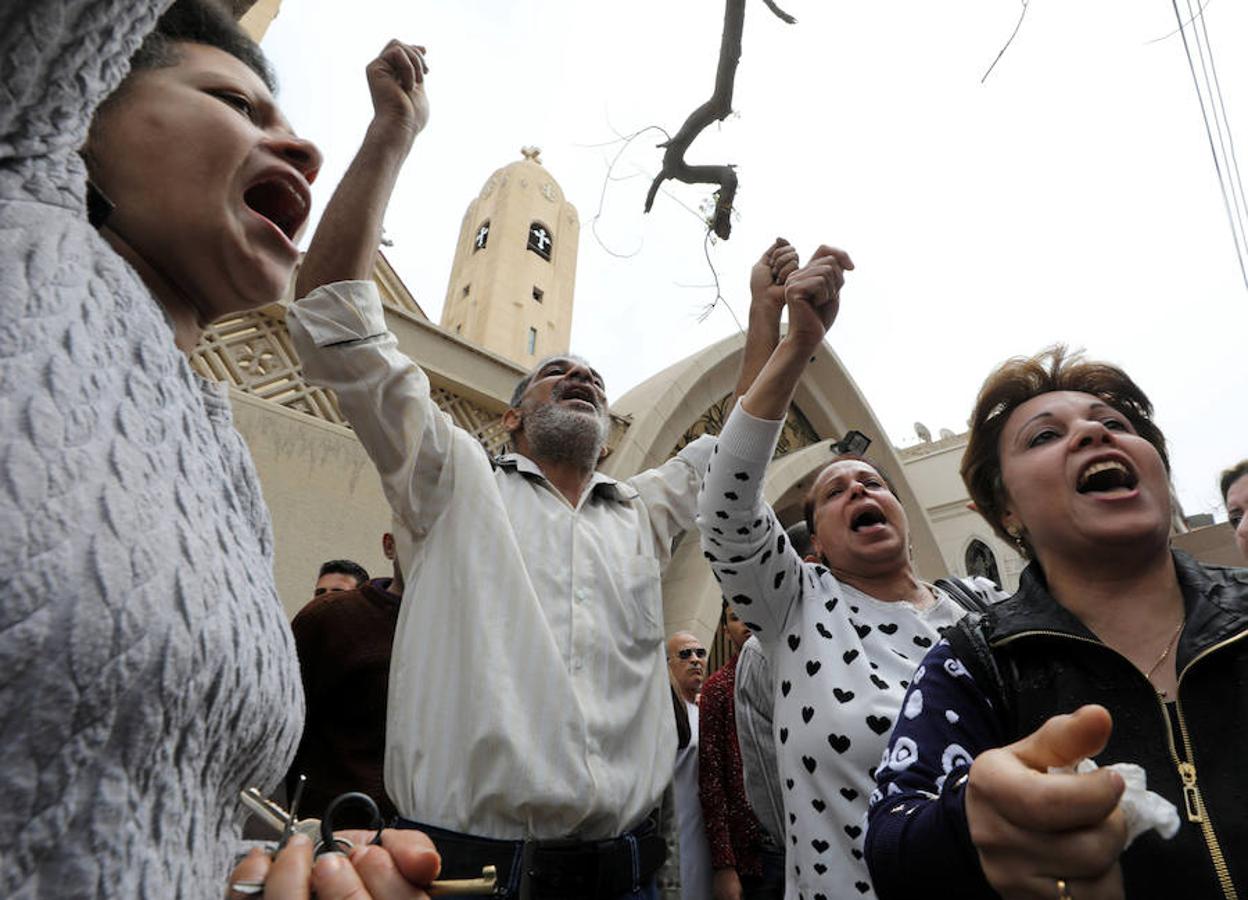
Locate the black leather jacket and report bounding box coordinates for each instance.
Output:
[948,550,1248,899]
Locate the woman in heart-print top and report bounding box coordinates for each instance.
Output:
[696,244,1003,900]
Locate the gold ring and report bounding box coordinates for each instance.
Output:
[1056,879,1073,900]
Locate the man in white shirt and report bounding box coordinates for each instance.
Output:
[290,287,712,899]
[282,38,811,900]
[282,45,804,897]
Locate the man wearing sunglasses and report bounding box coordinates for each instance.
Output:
[668,633,709,705]
[668,632,712,899]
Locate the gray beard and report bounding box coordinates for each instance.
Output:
[523,402,609,471]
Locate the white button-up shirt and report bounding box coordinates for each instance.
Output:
[288,282,715,840]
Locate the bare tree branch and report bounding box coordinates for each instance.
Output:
[589,126,671,259]
[761,0,797,25]
[981,0,1030,83]
[644,0,795,239]
[695,228,744,330]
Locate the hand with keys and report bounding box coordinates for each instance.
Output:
[227,779,493,898]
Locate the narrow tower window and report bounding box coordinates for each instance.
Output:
[527,327,538,355]
[527,222,553,261]
[532,286,544,303]
[473,221,490,252]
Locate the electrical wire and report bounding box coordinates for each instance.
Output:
[1170,0,1248,288]
[1185,0,1248,253]
[1194,1,1248,261]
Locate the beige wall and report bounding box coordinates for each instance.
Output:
[1173,522,1244,567]
[238,0,282,40]
[901,439,1025,591]
[231,390,392,618]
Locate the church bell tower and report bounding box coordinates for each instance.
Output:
[440,147,580,367]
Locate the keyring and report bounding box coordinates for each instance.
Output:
[318,791,384,856]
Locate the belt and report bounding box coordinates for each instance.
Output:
[393,817,666,899]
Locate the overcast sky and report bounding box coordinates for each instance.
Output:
[262,0,1248,518]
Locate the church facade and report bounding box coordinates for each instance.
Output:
[209,6,1235,640]
[191,148,1005,640]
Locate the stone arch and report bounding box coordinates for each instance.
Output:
[962,536,1002,587]
[606,330,945,644]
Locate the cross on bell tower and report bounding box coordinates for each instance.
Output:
[440,148,580,366]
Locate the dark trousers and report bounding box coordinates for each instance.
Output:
[741,842,786,900]
[394,817,662,900]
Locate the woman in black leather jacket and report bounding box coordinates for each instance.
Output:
[865,346,1248,900]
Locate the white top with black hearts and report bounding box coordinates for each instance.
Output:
[696,407,1002,900]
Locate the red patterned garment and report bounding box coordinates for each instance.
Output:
[697,654,766,877]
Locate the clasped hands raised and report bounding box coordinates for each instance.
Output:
[750,238,855,352]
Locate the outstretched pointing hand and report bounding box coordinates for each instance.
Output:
[967,705,1128,900]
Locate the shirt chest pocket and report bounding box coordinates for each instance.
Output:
[614,554,664,646]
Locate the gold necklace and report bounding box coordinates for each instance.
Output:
[1145,615,1185,699]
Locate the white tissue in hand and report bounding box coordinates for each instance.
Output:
[1049,759,1180,847]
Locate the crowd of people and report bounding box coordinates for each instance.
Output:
[3,1,1246,898]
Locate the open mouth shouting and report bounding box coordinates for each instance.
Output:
[1076,456,1139,497]
[849,504,889,534]
[556,382,601,413]
[243,169,311,249]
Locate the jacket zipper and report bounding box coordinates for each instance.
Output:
[994,628,1243,898]
[1164,631,1247,899]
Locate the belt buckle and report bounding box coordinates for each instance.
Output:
[524,836,605,899]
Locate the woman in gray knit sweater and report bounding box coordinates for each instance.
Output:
[0,2,435,896]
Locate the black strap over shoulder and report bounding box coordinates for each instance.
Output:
[934,577,991,615]
[943,613,1015,728]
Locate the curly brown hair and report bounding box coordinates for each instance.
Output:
[960,345,1170,556]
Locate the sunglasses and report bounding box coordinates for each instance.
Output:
[676,647,707,660]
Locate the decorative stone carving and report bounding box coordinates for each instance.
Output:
[192,312,511,449]
[191,309,347,425]
[430,387,510,455]
[672,392,820,459]
[194,310,624,463]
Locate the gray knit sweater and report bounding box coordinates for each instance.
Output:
[0,2,303,896]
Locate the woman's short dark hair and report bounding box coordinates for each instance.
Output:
[1221,460,1248,504]
[961,345,1169,554]
[122,0,276,95]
